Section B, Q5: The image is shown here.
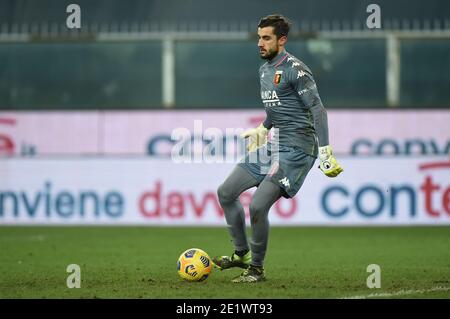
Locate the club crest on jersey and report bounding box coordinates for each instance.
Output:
[273,70,283,85]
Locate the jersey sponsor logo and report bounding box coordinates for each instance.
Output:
[261,90,279,101]
[261,90,281,107]
[273,70,283,85]
[298,84,316,96]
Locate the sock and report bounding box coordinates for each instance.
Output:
[235,249,249,257]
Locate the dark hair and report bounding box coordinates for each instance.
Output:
[258,14,292,39]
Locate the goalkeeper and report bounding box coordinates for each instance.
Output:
[213,14,343,283]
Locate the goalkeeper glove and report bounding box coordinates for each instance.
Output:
[318,145,343,177]
[240,123,268,152]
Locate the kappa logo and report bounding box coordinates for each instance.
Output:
[291,62,300,68]
[279,177,290,188]
[287,56,295,62]
[297,70,306,79]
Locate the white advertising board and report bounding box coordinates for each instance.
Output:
[1,157,449,225]
[1,110,449,156]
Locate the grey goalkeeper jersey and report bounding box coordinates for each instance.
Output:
[260,49,329,157]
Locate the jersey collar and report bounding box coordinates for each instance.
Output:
[268,50,288,67]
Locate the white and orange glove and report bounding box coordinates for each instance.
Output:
[318,145,343,177]
[240,123,268,152]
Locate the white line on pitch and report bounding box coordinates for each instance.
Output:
[341,286,450,299]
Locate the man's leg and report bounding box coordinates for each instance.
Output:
[232,180,282,283]
[249,180,282,267]
[215,165,259,267]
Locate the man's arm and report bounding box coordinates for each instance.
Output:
[291,67,343,177]
[309,100,329,147]
[293,69,329,146]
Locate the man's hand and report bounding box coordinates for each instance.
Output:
[240,123,268,152]
[318,145,343,177]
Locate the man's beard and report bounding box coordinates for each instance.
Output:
[260,47,278,60]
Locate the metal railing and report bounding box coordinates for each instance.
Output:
[1,20,450,108]
[1,17,450,34]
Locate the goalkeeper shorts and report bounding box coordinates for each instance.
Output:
[238,143,316,198]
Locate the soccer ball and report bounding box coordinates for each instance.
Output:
[177,248,212,282]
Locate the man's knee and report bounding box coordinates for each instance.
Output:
[217,183,235,204]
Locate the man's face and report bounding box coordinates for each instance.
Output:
[257,26,285,60]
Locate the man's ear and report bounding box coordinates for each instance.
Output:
[278,35,287,46]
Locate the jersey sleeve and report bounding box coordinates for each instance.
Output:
[289,65,329,146]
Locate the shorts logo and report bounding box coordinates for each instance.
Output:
[279,177,290,188]
[274,70,283,85]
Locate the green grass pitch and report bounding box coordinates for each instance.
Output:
[0,226,449,299]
